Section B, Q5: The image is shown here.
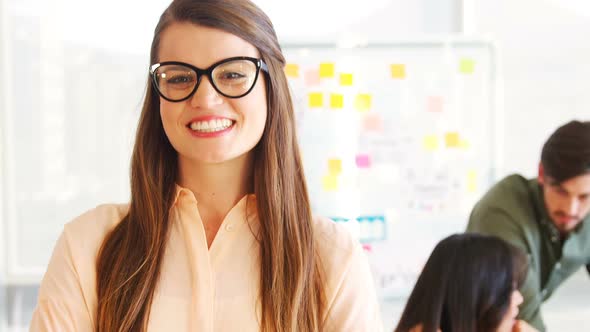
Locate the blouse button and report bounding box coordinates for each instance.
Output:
[225,224,235,232]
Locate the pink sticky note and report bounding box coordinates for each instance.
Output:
[304,68,321,86]
[427,96,443,113]
[362,113,383,132]
[356,154,371,168]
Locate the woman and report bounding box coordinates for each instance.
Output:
[394,233,538,332]
[30,0,381,331]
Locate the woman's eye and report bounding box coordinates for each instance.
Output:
[221,72,246,80]
[168,75,194,84]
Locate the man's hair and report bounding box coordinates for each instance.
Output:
[541,120,590,183]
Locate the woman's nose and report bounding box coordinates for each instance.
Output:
[189,76,223,109]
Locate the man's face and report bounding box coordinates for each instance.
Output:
[539,168,590,236]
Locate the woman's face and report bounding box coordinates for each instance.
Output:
[157,22,267,165]
[496,290,524,332]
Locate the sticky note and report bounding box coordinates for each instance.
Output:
[284,63,299,78]
[459,58,475,74]
[423,135,439,151]
[308,92,323,108]
[354,94,372,112]
[328,159,342,175]
[390,64,406,79]
[304,69,320,86]
[356,154,371,168]
[445,132,461,148]
[460,139,470,149]
[427,96,443,113]
[362,113,383,132]
[322,175,338,191]
[319,63,335,78]
[329,93,344,109]
[467,170,478,192]
[340,73,353,86]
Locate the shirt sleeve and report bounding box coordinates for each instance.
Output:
[467,208,546,332]
[322,243,383,332]
[29,230,94,332]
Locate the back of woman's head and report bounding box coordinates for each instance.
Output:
[394,233,527,332]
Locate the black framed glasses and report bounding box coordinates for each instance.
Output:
[150,56,268,102]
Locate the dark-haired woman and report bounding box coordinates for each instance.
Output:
[394,233,538,332]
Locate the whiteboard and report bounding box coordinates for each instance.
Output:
[283,40,497,298]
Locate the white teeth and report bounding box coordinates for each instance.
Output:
[189,119,233,132]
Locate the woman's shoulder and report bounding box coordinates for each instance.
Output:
[34,203,130,319]
[64,203,129,240]
[312,215,366,279]
[312,216,382,330]
[61,203,129,262]
[312,215,359,256]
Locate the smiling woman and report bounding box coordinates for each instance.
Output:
[27,0,382,331]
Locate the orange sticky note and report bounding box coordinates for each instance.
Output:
[322,175,339,191]
[328,159,342,175]
[308,92,323,108]
[285,63,299,78]
[354,94,372,112]
[319,63,335,78]
[330,93,344,109]
[340,73,353,86]
[445,132,460,148]
[427,96,443,113]
[304,69,320,86]
[423,135,439,151]
[459,58,475,74]
[390,64,406,79]
[362,113,383,132]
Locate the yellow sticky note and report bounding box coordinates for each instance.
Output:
[445,132,461,148]
[330,94,344,109]
[322,175,339,191]
[467,170,478,192]
[285,63,299,78]
[354,94,372,112]
[328,159,342,175]
[423,135,439,151]
[308,92,323,108]
[459,58,475,74]
[390,64,406,79]
[319,63,335,78]
[460,139,470,149]
[339,73,353,86]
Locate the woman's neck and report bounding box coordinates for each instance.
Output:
[177,153,254,245]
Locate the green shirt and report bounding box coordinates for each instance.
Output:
[467,174,590,331]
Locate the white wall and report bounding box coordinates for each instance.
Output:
[469,0,590,178]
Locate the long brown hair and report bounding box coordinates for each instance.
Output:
[95,0,325,331]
